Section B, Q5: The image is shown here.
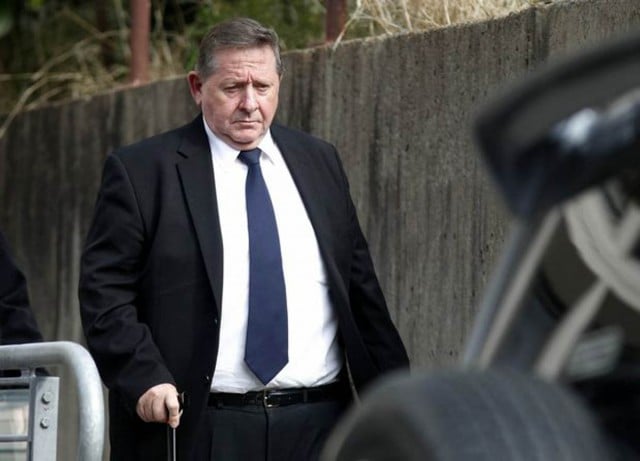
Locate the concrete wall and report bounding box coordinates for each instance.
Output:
[2,0,640,457]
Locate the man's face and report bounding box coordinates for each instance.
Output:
[188,46,281,150]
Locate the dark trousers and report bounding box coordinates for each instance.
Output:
[198,399,348,461]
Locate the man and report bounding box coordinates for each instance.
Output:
[79,17,409,460]
[0,228,44,346]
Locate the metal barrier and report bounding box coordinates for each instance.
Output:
[0,341,104,461]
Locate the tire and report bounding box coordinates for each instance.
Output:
[322,369,612,461]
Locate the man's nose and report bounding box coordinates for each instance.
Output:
[240,87,258,112]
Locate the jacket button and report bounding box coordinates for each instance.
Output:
[205,375,211,382]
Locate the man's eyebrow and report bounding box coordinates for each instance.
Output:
[220,77,272,86]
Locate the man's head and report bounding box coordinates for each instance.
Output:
[188,18,283,150]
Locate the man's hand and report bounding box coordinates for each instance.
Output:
[136,383,182,428]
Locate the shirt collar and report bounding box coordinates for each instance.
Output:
[202,115,280,167]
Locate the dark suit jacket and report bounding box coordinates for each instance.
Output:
[0,229,44,346]
[79,116,409,460]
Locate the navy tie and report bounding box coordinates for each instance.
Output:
[238,148,288,384]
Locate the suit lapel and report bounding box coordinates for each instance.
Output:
[176,117,223,314]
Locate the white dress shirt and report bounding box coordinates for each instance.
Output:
[204,118,343,392]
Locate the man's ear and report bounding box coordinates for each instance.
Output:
[187,71,203,105]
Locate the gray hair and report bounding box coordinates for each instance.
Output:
[196,17,283,80]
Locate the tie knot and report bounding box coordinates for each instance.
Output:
[238,148,261,166]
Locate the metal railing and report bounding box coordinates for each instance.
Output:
[0,341,104,461]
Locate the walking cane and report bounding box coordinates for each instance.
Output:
[167,392,184,461]
[167,424,177,461]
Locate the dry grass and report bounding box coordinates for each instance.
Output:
[1,0,542,139]
[342,0,540,39]
[0,4,191,138]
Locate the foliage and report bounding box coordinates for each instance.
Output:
[0,1,12,39]
[191,0,325,50]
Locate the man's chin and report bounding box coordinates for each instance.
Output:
[228,130,265,148]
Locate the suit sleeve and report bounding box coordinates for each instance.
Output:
[0,229,44,345]
[333,148,410,374]
[79,154,174,412]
